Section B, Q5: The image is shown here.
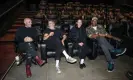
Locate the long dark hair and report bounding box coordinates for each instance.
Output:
[75,18,83,28]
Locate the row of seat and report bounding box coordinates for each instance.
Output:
[33,14,133,37]
[39,1,109,7]
[36,2,133,27]
[33,1,133,38]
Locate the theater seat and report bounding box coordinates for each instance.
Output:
[67,39,98,60]
[47,14,57,19]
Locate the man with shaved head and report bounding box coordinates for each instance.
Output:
[24,18,32,27]
[15,18,46,78]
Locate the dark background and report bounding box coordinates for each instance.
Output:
[0,0,132,5]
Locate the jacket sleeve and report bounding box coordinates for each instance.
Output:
[69,27,77,42]
[80,28,87,43]
[59,29,64,39]
[98,25,108,35]
[33,28,39,42]
[86,27,94,38]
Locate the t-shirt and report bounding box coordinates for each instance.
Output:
[92,26,97,30]
[43,28,63,40]
[15,27,38,44]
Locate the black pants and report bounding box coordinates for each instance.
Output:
[45,38,65,60]
[74,43,90,59]
[18,42,37,65]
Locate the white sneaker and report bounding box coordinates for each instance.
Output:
[66,57,77,63]
[15,56,20,61]
[15,56,20,65]
[16,62,20,65]
[56,67,61,73]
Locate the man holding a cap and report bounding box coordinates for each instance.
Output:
[86,17,127,72]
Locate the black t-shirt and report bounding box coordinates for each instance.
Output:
[15,27,38,44]
[44,28,63,40]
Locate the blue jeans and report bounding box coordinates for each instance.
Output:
[18,42,37,65]
[96,37,114,63]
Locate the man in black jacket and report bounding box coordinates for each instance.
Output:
[69,19,90,69]
[15,18,46,77]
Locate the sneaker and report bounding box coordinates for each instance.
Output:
[80,63,86,69]
[66,57,77,63]
[56,67,61,73]
[16,62,20,65]
[107,62,114,72]
[15,56,20,65]
[126,71,133,80]
[110,48,127,56]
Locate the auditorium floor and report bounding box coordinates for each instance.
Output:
[4,55,133,80]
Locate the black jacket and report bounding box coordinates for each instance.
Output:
[69,26,87,43]
[15,27,38,44]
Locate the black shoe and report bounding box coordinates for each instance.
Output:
[80,63,86,69]
[107,62,114,72]
[126,71,133,80]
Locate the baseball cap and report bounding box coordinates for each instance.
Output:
[92,17,98,21]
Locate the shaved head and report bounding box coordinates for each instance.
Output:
[24,18,31,23]
[24,18,32,28]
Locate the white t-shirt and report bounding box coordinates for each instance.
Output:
[93,26,97,30]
